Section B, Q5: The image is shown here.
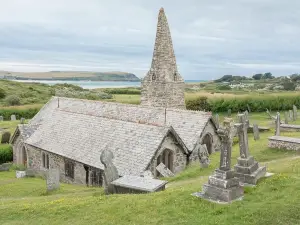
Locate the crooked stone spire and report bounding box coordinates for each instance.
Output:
[147,7,183,82]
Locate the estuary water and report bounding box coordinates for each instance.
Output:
[14,80,204,89]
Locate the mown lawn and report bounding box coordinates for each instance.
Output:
[1,112,300,224]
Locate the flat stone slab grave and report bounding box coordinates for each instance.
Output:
[268,136,300,151]
[111,175,168,194]
[280,124,300,132]
[247,125,270,133]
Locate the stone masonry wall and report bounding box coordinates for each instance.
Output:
[268,139,300,151]
[147,132,187,178]
[25,145,87,185]
[189,120,221,162]
[141,81,186,109]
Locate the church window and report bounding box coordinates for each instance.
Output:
[42,152,50,169]
[65,160,75,179]
[152,73,156,80]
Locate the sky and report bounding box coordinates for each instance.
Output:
[1,0,300,80]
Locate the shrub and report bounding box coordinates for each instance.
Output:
[0,145,13,164]
[0,88,6,99]
[5,95,21,106]
[282,82,296,91]
[1,132,11,144]
[102,88,141,95]
[0,107,40,120]
[216,85,231,90]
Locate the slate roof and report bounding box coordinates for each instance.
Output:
[25,108,178,176]
[30,97,213,152]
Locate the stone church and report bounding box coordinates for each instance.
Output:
[11,8,220,186]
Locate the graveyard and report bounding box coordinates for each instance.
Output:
[1,111,300,224]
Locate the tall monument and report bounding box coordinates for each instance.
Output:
[141,8,186,109]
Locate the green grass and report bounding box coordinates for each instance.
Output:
[2,112,300,224]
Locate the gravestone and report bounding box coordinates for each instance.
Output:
[289,110,293,120]
[244,110,249,120]
[46,169,60,191]
[293,105,297,121]
[275,112,280,136]
[20,118,25,124]
[234,113,266,185]
[100,149,119,194]
[247,104,251,113]
[214,114,219,129]
[193,119,243,203]
[16,170,26,178]
[0,163,11,171]
[1,132,11,144]
[266,109,276,120]
[227,109,232,117]
[253,123,260,141]
[11,115,16,121]
[284,112,289,124]
[156,163,174,177]
[0,116,3,121]
[197,144,210,168]
[26,168,35,177]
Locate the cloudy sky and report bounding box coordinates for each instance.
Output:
[1,0,300,80]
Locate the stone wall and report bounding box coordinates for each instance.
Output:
[147,132,187,177]
[141,81,186,109]
[268,139,300,151]
[25,145,88,185]
[189,120,221,162]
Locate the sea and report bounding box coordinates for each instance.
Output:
[14,80,205,89]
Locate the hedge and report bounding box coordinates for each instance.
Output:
[0,107,40,120]
[0,144,13,164]
[185,95,300,112]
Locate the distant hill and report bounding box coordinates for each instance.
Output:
[0,71,140,82]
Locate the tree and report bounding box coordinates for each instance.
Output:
[262,72,274,79]
[0,88,6,99]
[252,74,263,80]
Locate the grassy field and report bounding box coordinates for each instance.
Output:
[2,113,300,224]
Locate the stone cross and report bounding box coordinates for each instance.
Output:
[217,119,233,171]
[11,115,16,121]
[100,149,119,194]
[284,112,289,124]
[289,110,293,120]
[227,109,231,117]
[234,114,250,159]
[0,116,3,122]
[253,123,260,141]
[293,105,297,121]
[46,169,60,191]
[275,112,280,136]
[20,118,25,124]
[214,114,219,129]
[197,144,210,168]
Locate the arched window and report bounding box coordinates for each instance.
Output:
[152,73,156,80]
[201,133,213,155]
[22,146,27,167]
[157,149,174,173]
[174,72,177,81]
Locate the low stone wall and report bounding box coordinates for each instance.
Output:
[280,124,300,132]
[268,136,300,151]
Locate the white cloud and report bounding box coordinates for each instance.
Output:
[1,0,300,79]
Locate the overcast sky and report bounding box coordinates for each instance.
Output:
[1,0,300,80]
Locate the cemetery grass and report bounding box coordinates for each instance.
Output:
[2,126,300,224]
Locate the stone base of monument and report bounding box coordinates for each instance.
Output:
[234,156,266,185]
[193,169,244,204]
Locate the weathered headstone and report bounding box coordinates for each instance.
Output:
[247,104,251,113]
[46,169,60,191]
[266,109,276,120]
[100,149,119,194]
[293,105,297,121]
[289,110,293,120]
[0,163,11,171]
[0,116,3,121]
[193,119,243,203]
[156,163,174,177]
[275,112,280,136]
[253,123,260,141]
[1,131,11,144]
[20,118,25,124]
[197,144,210,168]
[16,170,26,178]
[26,168,35,177]
[234,114,266,185]
[214,114,219,129]
[284,112,289,124]
[11,115,16,121]
[227,109,231,117]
